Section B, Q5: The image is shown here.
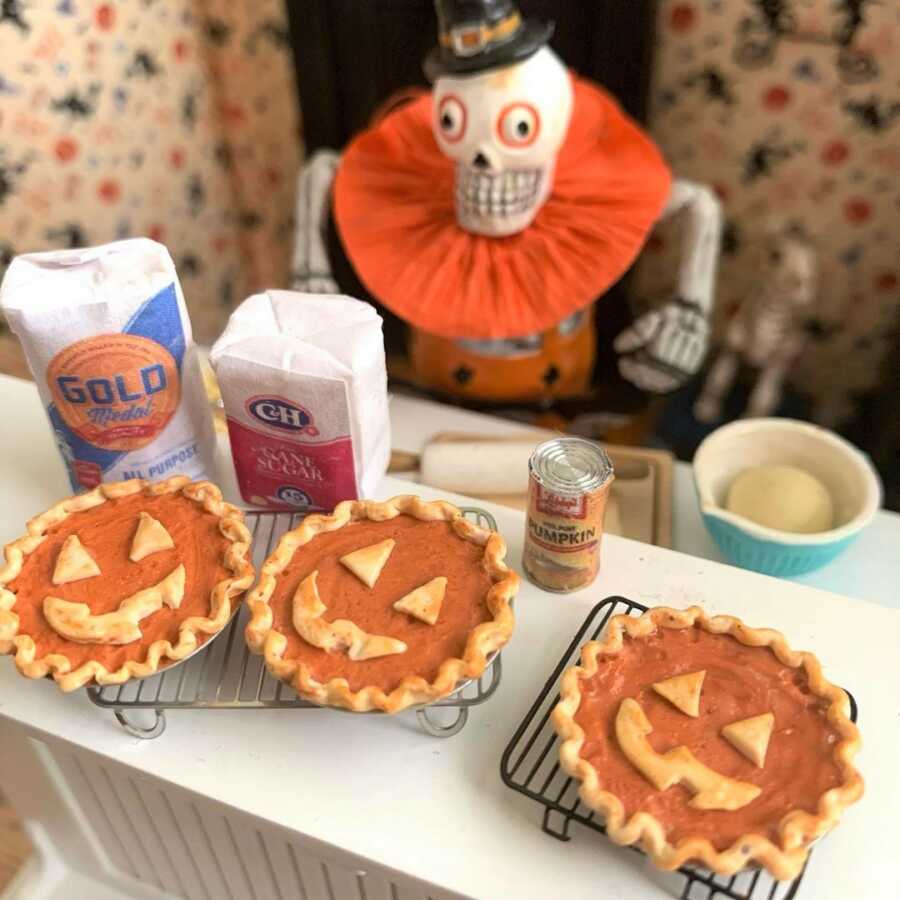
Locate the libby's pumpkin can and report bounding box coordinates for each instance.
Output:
[523,438,614,592]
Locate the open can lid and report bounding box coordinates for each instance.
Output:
[529,437,613,497]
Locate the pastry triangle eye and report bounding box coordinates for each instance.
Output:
[393,577,447,625]
[339,539,395,588]
[652,670,706,717]
[130,512,175,561]
[52,535,101,585]
[722,712,775,767]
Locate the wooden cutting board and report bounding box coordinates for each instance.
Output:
[389,431,673,548]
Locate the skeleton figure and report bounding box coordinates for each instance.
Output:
[694,226,817,423]
[293,133,721,396]
[293,1,721,400]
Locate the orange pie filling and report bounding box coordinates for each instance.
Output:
[268,516,494,693]
[573,627,845,850]
[8,491,231,673]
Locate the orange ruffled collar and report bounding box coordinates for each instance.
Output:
[334,76,671,340]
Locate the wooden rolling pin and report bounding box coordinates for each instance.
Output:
[419,440,538,495]
[389,435,663,543]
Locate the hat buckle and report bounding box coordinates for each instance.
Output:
[450,22,488,56]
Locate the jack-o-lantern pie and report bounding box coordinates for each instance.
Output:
[245,495,518,713]
[553,606,863,880]
[0,477,254,692]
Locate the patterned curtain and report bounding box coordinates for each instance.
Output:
[0,0,301,369]
[636,0,900,426]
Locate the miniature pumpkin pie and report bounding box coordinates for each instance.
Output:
[245,495,518,713]
[552,606,863,880]
[0,476,254,692]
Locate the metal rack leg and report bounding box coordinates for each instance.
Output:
[113,708,166,739]
[416,705,468,737]
[541,808,572,842]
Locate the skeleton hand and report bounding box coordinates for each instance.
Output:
[614,298,710,393]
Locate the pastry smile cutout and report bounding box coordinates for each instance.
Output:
[245,495,518,713]
[0,477,254,691]
[293,540,450,659]
[615,698,761,811]
[44,564,186,645]
[553,606,863,880]
[292,570,407,660]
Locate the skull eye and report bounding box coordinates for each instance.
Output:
[437,95,467,143]
[497,102,541,148]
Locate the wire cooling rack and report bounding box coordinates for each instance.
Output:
[87,507,502,740]
[499,596,860,900]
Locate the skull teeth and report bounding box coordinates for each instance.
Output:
[455,167,543,219]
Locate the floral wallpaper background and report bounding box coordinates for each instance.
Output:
[0,0,300,359]
[0,0,898,430]
[636,0,900,426]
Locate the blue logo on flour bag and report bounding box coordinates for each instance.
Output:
[247,396,320,436]
[45,283,189,489]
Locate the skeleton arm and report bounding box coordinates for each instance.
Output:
[664,177,722,320]
[615,178,723,393]
[291,149,340,294]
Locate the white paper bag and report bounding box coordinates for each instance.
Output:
[0,238,216,490]
[210,290,390,510]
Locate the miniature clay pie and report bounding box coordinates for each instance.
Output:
[0,476,254,691]
[245,495,518,713]
[552,606,863,880]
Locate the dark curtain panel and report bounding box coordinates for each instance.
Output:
[286,0,659,152]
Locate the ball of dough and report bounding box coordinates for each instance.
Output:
[726,464,834,534]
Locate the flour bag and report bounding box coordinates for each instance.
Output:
[210,290,390,510]
[0,238,216,490]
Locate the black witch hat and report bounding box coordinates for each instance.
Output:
[424,0,554,80]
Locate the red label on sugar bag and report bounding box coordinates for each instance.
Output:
[226,418,358,510]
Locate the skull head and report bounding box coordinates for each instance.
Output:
[432,46,573,237]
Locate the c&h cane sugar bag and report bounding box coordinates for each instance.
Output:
[210,290,390,510]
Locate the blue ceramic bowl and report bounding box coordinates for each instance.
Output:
[693,419,881,577]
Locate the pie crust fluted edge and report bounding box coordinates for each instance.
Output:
[245,494,518,713]
[552,605,863,880]
[0,476,255,692]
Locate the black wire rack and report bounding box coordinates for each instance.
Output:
[499,596,859,900]
[87,507,502,740]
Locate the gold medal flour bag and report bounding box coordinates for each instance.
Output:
[210,290,390,510]
[0,239,216,489]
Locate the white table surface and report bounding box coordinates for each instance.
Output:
[1,375,899,900]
